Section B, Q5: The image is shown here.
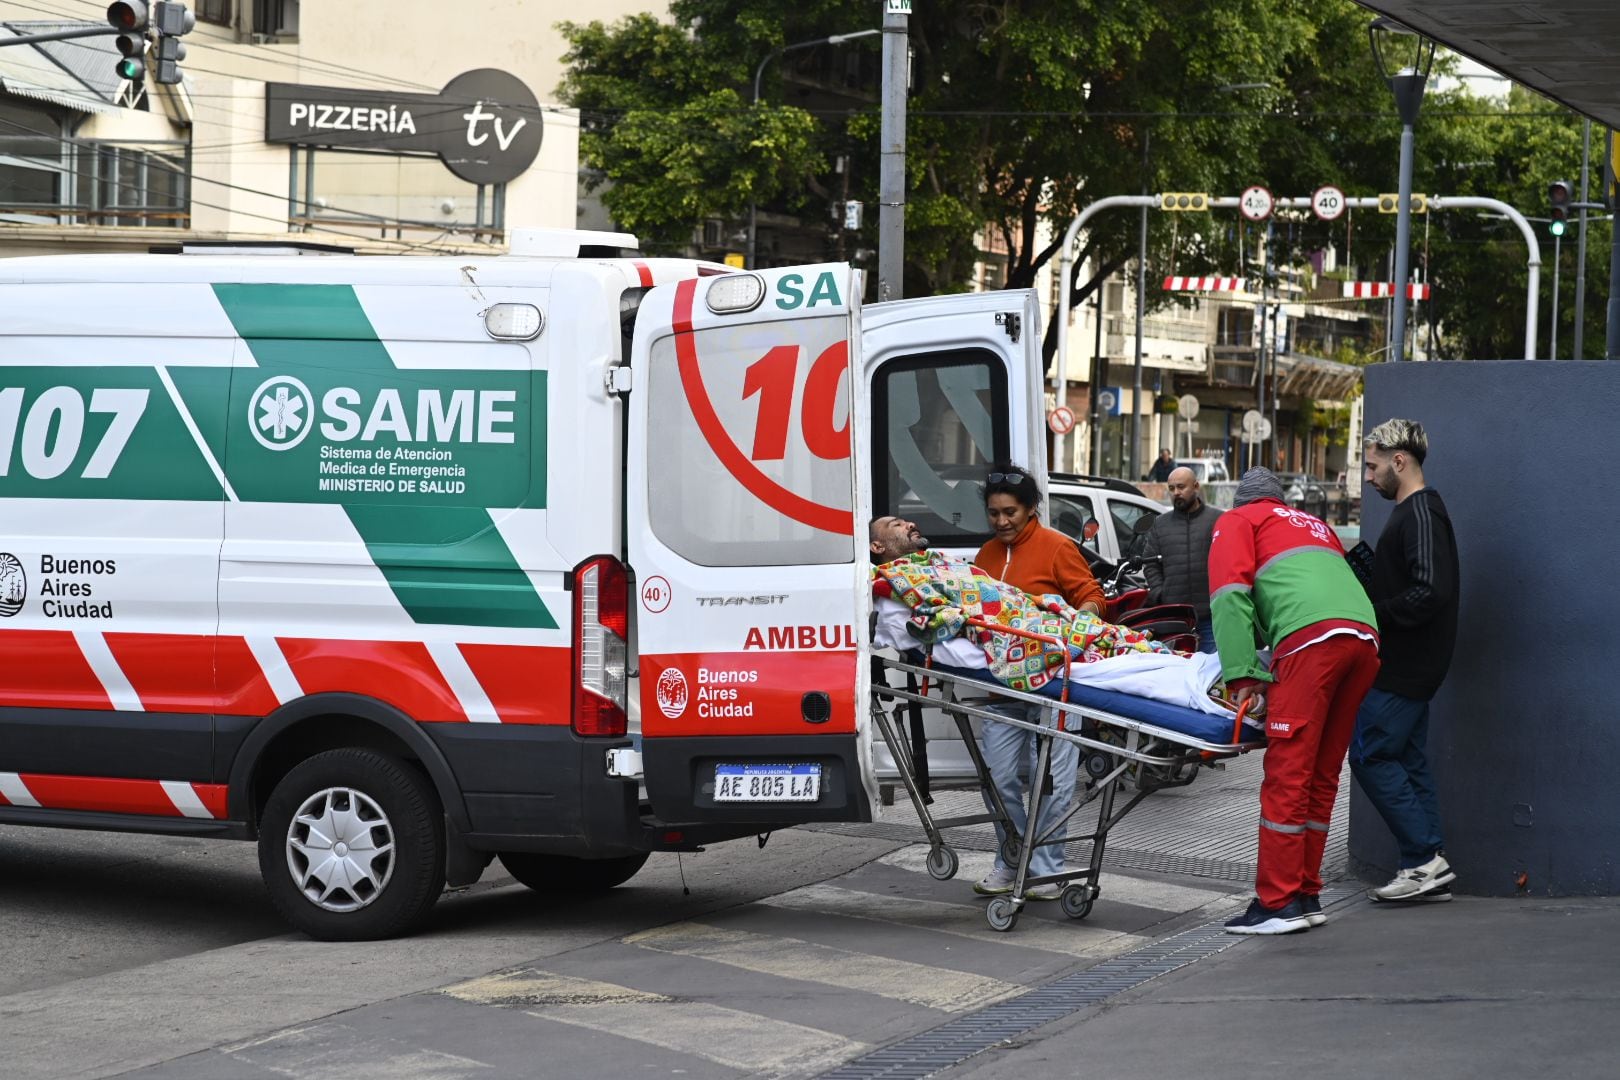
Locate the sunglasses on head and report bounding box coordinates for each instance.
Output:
[986,471,1025,484]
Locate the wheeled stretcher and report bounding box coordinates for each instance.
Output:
[871,619,1263,933]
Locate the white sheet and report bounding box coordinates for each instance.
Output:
[873,596,1229,716]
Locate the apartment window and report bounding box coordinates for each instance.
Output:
[196,0,231,24]
[255,0,299,36]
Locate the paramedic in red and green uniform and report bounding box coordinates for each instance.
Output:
[1209,468,1380,935]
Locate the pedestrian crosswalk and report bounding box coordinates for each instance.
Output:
[188,845,1244,1080]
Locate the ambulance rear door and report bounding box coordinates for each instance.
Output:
[625,266,872,828]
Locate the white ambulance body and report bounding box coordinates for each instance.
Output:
[0,232,1042,938]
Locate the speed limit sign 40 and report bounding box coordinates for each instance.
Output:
[1239,186,1274,223]
[1312,185,1346,221]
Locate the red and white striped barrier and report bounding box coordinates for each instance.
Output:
[1162,276,1245,292]
[1342,281,1431,300]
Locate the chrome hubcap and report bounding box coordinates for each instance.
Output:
[285,786,395,912]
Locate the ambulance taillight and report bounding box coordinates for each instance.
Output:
[572,555,629,737]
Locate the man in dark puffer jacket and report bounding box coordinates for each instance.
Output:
[1143,466,1223,652]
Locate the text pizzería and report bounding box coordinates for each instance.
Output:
[695,667,758,717]
[39,554,115,618]
[286,102,417,135]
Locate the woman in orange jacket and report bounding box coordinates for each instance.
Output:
[967,465,1102,900]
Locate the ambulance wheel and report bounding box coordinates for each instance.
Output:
[258,748,445,942]
[925,845,959,881]
[1060,885,1094,920]
[498,851,650,893]
[985,896,1019,932]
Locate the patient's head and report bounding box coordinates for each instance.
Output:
[869,516,929,563]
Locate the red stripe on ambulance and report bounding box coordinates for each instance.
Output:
[215,636,287,716]
[278,638,471,722]
[0,629,113,709]
[102,633,218,714]
[456,643,572,724]
[3,773,228,818]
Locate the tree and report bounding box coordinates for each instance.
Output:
[559,1,1593,364]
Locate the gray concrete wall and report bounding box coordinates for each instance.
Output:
[1350,361,1620,895]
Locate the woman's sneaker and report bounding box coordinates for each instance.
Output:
[1299,894,1327,927]
[1224,897,1310,935]
[973,866,1016,896]
[1372,853,1456,902]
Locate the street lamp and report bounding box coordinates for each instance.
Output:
[1369,16,1437,362]
[747,29,880,270]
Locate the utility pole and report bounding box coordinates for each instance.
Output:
[1576,118,1591,359]
[877,1,910,301]
[1551,230,1562,360]
[1129,131,1149,481]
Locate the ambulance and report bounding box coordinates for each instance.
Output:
[0,229,1042,939]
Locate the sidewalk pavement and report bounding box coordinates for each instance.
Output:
[940,889,1620,1080]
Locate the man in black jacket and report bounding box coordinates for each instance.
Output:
[1142,466,1222,652]
[1352,419,1460,904]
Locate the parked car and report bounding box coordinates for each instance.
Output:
[1277,472,1330,519]
[1173,457,1231,485]
[1046,472,1167,565]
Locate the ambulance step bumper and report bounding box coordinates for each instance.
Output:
[642,734,872,825]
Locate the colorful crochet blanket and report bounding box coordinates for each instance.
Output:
[872,550,1172,692]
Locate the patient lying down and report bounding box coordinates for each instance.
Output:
[872,550,1230,717]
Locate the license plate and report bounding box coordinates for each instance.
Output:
[714,763,821,803]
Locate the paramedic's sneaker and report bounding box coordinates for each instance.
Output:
[973,867,1016,896]
[1299,894,1327,927]
[1224,897,1310,935]
[1372,853,1456,902]
[1024,882,1063,901]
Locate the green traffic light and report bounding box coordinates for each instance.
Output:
[116,56,144,80]
[1550,219,1567,237]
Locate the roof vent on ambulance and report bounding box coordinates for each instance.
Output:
[508,228,642,259]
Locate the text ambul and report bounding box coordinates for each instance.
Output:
[742,624,856,651]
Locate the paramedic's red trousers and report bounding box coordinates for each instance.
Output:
[1256,634,1380,909]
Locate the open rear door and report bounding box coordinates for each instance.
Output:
[626,266,873,829]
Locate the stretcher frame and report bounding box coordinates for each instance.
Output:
[871,618,1262,933]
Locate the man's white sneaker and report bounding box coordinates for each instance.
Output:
[973,867,1017,896]
[1024,882,1063,901]
[1372,853,1456,901]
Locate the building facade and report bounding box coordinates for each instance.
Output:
[1,1,653,255]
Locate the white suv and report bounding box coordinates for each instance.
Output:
[1045,473,1169,565]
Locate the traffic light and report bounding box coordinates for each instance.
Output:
[1376,193,1428,214]
[152,2,195,86]
[1158,193,1210,212]
[1548,179,1573,237]
[107,2,149,83]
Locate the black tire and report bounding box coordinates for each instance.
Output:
[257,748,445,941]
[498,850,650,893]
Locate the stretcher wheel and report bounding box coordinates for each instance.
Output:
[925,845,959,881]
[986,896,1019,932]
[1060,885,1094,920]
[1000,837,1022,866]
[1083,752,1114,782]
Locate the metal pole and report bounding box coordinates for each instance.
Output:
[877,7,909,301]
[1551,231,1561,361]
[1091,288,1105,473]
[1055,194,1158,476]
[0,25,121,47]
[746,48,781,271]
[1576,118,1591,359]
[1259,221,1273,467]
[1391,122,1416,361]
[1130,132,1149,481]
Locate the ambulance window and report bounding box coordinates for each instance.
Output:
[872,352,1008,548]
[645,317,855,566]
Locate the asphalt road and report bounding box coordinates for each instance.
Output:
[0,825,1247,1080]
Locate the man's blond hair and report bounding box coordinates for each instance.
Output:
[1365,418,1428,466]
